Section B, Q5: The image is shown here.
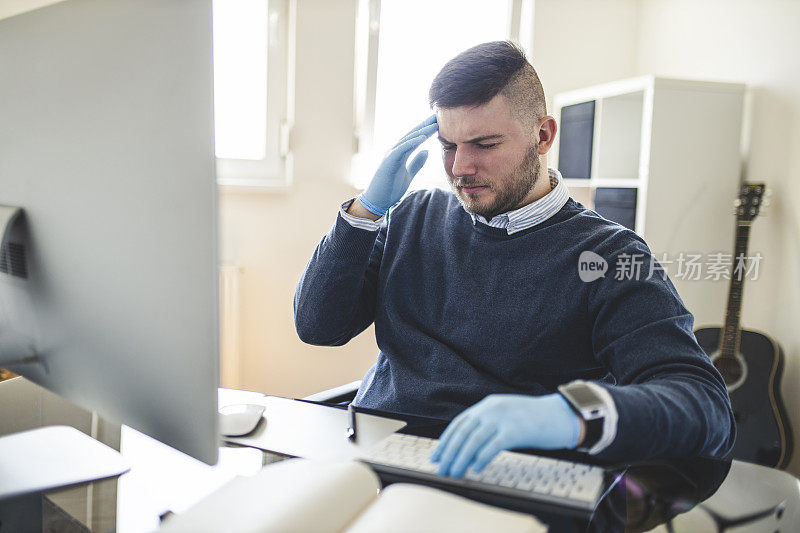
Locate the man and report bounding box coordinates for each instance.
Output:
[294,41,735,478]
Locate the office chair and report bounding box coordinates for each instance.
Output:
[303,380,362,405]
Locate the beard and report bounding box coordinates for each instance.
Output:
[452,143,541,221]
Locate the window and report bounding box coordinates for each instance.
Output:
[352,0,532,191]
[212,0,292,188]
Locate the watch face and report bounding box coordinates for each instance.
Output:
[561,384,606,420]
[567,386,602,405]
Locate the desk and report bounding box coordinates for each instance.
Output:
[1,379,798,532]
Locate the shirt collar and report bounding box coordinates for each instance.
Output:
[467,168,570,234]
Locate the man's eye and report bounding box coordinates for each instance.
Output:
[477,143,498,149]
[441,145,456,152]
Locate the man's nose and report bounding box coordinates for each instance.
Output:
[450,147,477,177]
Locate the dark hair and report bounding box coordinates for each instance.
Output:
[428,41,546,129]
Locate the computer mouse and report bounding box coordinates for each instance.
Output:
[219,403,266,437]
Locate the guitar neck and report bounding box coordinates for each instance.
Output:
[719,222,751,359]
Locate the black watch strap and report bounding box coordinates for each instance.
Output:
[580,417,603,450]
[559,390,604,450]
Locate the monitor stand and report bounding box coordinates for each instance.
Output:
[0,425,130,501]
[0,425,130,529]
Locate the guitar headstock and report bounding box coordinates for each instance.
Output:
[734,182,766,222]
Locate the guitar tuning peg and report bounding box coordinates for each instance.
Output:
[762,199,771,207]
[733,199,742,207]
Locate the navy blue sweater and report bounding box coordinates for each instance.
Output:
[294,189,735,462]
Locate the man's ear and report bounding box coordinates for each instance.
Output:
[536,116,558,154]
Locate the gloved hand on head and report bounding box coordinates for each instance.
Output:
[357,115,439,217]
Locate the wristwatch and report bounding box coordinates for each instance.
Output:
[558,380,606,451]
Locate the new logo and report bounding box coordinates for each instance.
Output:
[578,251,607,282]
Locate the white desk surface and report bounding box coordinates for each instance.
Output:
[116,388,271,533]
[117,388,406,532]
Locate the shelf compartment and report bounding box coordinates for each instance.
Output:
[594,91,645,181]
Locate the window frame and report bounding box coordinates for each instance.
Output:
[214,0,295,191]
[351,0,534,188]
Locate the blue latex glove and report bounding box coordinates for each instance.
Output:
[430,394,582,478]
[357,115,439,216]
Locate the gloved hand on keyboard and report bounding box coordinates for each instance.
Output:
[357,115,439,216]
[430,394,583,478]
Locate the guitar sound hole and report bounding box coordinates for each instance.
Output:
[713,357,744,387]
[709,351,749,392]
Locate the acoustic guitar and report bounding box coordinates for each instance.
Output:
[694,183,793,469]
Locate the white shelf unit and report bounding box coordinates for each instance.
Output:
[552,76,745,240]
[551,76,746,324]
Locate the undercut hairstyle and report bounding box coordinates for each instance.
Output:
[428,41,547,134]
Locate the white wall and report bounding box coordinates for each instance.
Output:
[530,0,641,114]
[0,0,65,19]
[634,0,800,475]
[219,0,380,398]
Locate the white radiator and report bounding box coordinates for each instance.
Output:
[219,264,242,388]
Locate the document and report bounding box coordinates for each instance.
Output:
[158,458,547,532]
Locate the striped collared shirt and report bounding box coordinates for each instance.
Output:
[468,167,569,234]
[340,167,570,233]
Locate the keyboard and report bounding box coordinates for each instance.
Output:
[359,433,606,513]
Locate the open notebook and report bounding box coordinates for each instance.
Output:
[158,458,546,532]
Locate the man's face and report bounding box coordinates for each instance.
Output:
[436,94,541,220]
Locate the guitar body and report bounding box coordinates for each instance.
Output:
[695,326,793,469]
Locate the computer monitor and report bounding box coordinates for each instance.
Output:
[0,0,219,465]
